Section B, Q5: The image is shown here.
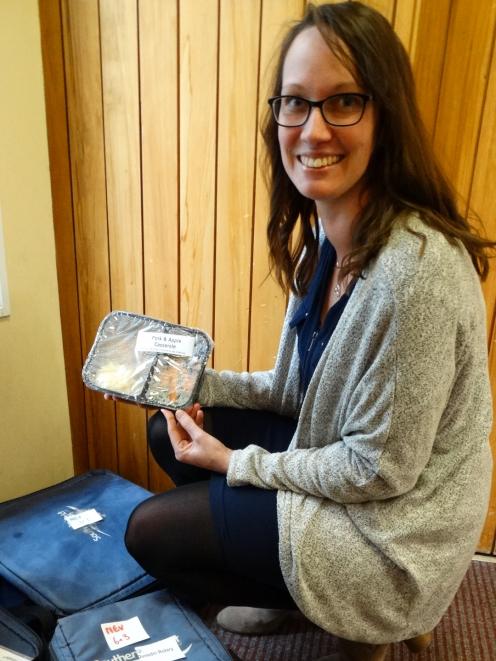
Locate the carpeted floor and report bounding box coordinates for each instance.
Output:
[200,559,496,660]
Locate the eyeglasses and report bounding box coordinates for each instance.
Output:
[268,93,372,128]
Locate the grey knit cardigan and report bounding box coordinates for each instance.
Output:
[199,216,493,643]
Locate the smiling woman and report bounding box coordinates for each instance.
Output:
[121,3,496,661]
[275,26,375,239]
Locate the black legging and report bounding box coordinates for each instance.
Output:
[124,408,298,609]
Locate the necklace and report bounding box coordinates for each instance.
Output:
[333,280,343,299]
[332,259,344,300]
[331,256,353,303]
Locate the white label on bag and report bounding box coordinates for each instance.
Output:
[0,646,34,661]
[101,616,150,651]
[64,508,103,530]
[135,330,195,357]
[135,636,191,660]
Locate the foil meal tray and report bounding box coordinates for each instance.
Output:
[82,311,213,409]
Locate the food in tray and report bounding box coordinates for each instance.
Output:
[146,355,202,407]
[82,311,213,409]
[92,362,144,395]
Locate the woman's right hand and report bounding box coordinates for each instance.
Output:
[162,406,231,474]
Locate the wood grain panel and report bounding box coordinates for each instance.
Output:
[470,35,496,342]
[139,0,178,493]
[61,0,117,471]
[434,0,496,205]
[479,339,496,554]
[393,0,419,54]
[179,0,218,339]
[140,0,179,324]
[409,0,451,137]
[306,0,351,6]
[214,0,262,371]
[249,0,304,372]
[39,0,88,474]
[469,32,496,553]
[361,0,394,22]
[100,0,147,486]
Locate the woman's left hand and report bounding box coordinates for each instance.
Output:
[162,407,232,474]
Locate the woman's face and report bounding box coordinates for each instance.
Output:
[278,26,375,218]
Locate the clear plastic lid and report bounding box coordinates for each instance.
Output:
[82,311,213,409]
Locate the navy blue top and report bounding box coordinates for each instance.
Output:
[289,239,353,395]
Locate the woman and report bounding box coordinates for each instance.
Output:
[124,3,494,659]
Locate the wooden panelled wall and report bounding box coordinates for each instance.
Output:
[40,0,496,554]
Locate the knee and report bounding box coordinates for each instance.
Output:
[147,410,176,474]
[147,410,168,451]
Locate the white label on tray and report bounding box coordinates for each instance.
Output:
[64,508,103,530]
[135,636,191,660]
[0,645,34,661]
[101,616,150,651]
[135,330,195,357]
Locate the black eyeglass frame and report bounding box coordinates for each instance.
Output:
[268,93,373,128]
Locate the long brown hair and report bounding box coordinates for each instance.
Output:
[262,1,495,296]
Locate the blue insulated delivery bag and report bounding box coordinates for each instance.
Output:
[0,470,156,616]
[0,605,44,660]
[49,588,232,661]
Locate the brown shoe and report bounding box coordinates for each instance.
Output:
[316,630,434,660]
[404,631,434,653]
[316,638,390,661]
